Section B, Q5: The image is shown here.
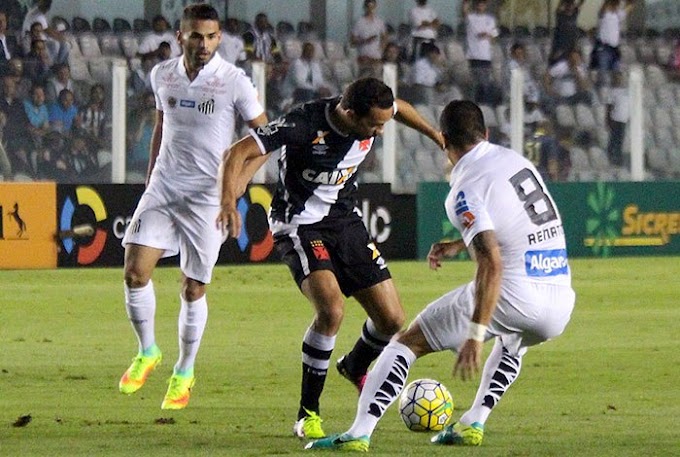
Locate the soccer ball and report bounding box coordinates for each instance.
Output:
[398,378,454,432]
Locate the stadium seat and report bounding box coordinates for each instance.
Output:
[647,145,670,175]
[78,32,102,59]
[311,41,326,60]
[667,148,680,175]
[72,16,91,33]
[93,17,111,34]
[556,104,576,130]
[575,104,597,132]
[88,59,112,84]
[569,146,591,172]
[63,32,83,58]
[444,40,466,64]
[653,105,673,131]
[479,104,498,128]
[68,54,92,82]
[671,105,680,128]
[398,124,422,150]
[655,86,676,109]
[645,64,667,88]
[655,44,672,67]
[119,33,139,59]
[332,60,356,89]
[52,15,70,32]
[635,40,655,64]
[113,18,132,33]
[99,34,122,56]
[619,43,635,66]
[524,43,543,66]
[588,145,611,171]
[324,41,346,61]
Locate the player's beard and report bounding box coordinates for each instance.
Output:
[190,48,215,70]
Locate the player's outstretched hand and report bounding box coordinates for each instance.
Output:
[453,339,482,381]
[427,240,465,270]
[216,205,242,239]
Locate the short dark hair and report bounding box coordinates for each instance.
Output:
[341,78,394,117]
[182,3,219,24]
[440,100,486,150]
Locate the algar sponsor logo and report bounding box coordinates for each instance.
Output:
[525,249,569,276]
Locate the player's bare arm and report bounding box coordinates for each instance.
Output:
[394,99,445,149]
[217,135,269,237]
[454,230,502,381]
[145,110,163,186]
[238,112,270,187]
[427,239,466,270]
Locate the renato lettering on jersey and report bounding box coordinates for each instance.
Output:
[524,249,569,277]
[302,167,357,185]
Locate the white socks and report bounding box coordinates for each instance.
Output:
[459,338,523,426]
[124,280,157,353]
[346,341,417,438]
[174,294,208,375]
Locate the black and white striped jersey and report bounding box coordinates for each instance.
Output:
[250,97,376,233]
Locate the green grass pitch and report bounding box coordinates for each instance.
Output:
[1,257,679,456]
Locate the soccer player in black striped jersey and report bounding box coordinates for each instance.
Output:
[218,78,444,439]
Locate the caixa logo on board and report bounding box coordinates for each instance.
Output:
[59,186,108,265]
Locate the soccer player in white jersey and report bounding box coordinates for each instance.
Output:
[306,100,575,451]
[118,3,268,410]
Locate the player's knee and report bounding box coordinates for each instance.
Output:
[124,267,151,288]
[375,308,405,336]
[315,304,344,330]
[182,283,206,302]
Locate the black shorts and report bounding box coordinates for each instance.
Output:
[274,214,391,297]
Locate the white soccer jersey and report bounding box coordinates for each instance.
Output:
[149,54,263,203]
[445,141,570,285]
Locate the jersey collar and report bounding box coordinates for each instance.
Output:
[324,97,348,137]
[450,140,490,184]
[177,53,222,81]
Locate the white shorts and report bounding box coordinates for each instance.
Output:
[122,183,226,284]
[415,279,575,357]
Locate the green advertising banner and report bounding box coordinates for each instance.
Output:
[417,181,680,259]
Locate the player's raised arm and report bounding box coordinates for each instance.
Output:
[393,99,445,150]
[218,134,269,238]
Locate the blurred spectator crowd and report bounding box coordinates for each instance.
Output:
[2,0,680,189]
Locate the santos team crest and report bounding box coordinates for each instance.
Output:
[198,98,215,115]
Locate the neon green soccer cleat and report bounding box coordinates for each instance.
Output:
[119,351,162,394]
[430,421,484,446]
[293,409,326,439]
[304,433,370,452]
[161,374,195,410]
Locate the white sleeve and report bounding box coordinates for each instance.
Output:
[454,186,495,247]
[149,64,162,111]
[234,71,265,122]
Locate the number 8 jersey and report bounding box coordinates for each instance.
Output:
[445,141,571,285]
